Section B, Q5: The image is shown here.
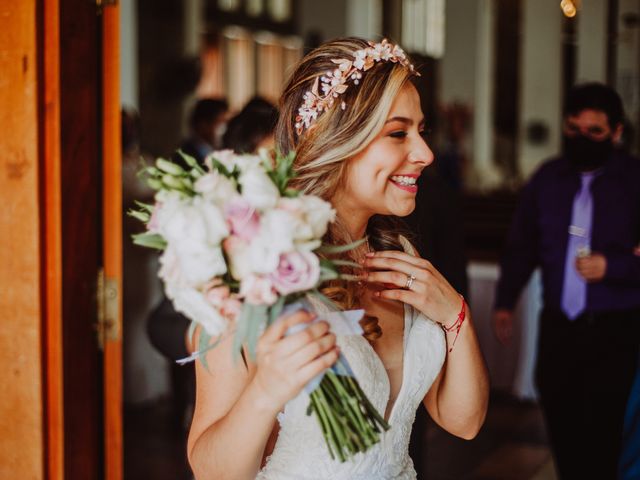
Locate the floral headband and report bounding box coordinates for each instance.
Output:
[295,39,420,135]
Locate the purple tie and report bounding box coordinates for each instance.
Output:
[561,172,596,319]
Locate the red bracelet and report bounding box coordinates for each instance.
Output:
[441,294,466,352]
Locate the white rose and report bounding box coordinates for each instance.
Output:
[194,171,238,206]
[239,165,280,210]
[175,244,227,287]
[205,150,262,174]
[223,236,253,280]
[246,209,297,274]
[277,198,314,241]
[167,285,227,336]
[158,246,185,288]
[159,198,229,247]
[240,274,278,306]
[204,149,236,172]
[299,195,336,238]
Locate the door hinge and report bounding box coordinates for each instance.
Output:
[96,268,120,350]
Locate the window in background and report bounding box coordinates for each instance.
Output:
[268,0,292,22]
[246,0,265,17]
[255,32,303,104]
[402,0,445,59]
[218,0,241,12]
[223,26,256,110]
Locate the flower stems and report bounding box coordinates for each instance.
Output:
[307,362,390,462]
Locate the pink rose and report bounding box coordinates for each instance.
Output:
[240,274,278,305]
[224,198,260,241]
[270,250,320,295]
[220,296,242,323]
[204,281,231,308]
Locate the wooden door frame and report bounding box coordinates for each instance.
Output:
[102,5,123,480]
[38,0,64,478]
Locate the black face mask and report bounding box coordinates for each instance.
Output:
[563,134,613,171]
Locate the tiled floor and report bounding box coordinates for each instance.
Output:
[124,391,557,480]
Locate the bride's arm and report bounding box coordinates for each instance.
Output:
[362,250,489,440]
[422,310,489,439]
[187,311,338,480]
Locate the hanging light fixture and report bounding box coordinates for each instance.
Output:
[560,0,579,18]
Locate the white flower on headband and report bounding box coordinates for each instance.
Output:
[294,39,419,135]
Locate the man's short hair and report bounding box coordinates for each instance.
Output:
[563,83,624,128]
[189,98,228,128]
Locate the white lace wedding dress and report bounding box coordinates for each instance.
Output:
[256,303,446,479]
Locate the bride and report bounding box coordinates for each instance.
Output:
[187,38,489,479]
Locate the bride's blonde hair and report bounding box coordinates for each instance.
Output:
[276,38,418,340]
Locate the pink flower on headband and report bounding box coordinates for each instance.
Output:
[294,39,419,135]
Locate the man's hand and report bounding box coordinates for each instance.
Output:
[575,253,607,282]
[493,309,514,345]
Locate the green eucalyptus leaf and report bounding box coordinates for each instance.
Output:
[127,209,150,223]
[209,157,233,178]
[134,200,155,213]
[132,232,167,250]
[197,328,212,372]
[146,178,163,190]
[162,174,185,190]
[156,158,185,176]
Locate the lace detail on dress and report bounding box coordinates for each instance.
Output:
[256,304,446,480]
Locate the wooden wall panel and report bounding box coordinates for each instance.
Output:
[0,1,45,478]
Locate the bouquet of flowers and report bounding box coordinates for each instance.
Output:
[129,149,389,461]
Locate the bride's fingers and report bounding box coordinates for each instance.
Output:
[274,320,330,357]
[366,250,433,270]
[374,288,417,305]
[259,310,315,349]
[294,348,340,386]
[287,332,337,367]
[365,270,427,291]
[363,256,431,284]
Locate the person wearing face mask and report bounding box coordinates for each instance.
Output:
[492,83,640,479]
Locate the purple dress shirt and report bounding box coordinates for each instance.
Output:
[495,151,640,314]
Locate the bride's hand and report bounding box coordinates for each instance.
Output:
[361,250,462,326]
[252,310,338,412]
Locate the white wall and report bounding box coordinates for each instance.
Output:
[346,0,382,39]
[298,0,347,42]
[441,0,500,189]
[120,0,138,109]
[518,0,563,178]
[576,0,608,83]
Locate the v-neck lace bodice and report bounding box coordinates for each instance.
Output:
[256,304,446,480]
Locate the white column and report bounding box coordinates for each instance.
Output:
[576,0,608,83]
[184,0,204,57]
[347,0,382,39]
[518,0,563,179]
[120,0,138,109]
[472,0,501,189]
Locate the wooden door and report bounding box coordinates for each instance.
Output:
[59,0,123,478]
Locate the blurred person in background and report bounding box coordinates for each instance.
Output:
[405,148,469,479]
[178,98,229,165]
[493,83,640,479]
[223,96,278,153]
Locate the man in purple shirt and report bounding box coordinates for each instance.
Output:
[493,83,640,479]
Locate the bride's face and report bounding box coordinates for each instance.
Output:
[336,83,434,219]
